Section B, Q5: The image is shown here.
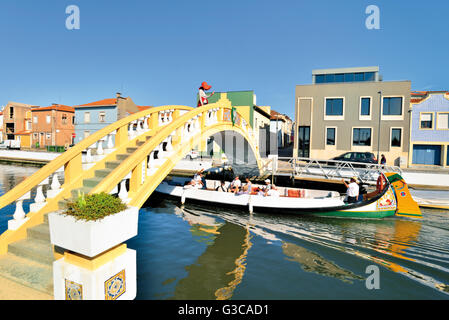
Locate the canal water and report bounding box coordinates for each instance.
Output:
[0,164,449,300]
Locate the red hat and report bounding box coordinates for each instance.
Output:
[201,81,212,90]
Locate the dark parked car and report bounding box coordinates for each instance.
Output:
[329,152,377,166]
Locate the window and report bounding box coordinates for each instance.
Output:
[354,73,364,82]
[84,112,90,123]
[62,114,68,125]
[315,75,325,83]
[383,97,403,116]
[46,133,51,140]
[25,120,31,131]
[326,128,336,146]
[9,107,14,119]
[335,74,344,82]
[344,73,354,82]
[437,113,449,129]
[72,116,75,125]
[420,113,433,129]
[391,128,402,147]
[360,98,371,116]
[33,133,38,139]
[33,116,38,124]
[325,74,335,83]
[353,128,372,146]
[99,111,106,123]
[325,98,343,116]
[46,115,51,124]
[364,72,375,81]
[84,131,90,139]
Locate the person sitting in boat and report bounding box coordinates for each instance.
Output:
[235,185,250,195]
[215,180,226,192]
[193,169,205,189]
[198,81,215,107]
[228,175,241,193]
[244,177,252,193]
[264,184,280,197]
[342,176,359,203]
[262,179,272,192]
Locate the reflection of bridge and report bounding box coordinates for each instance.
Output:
[0,94,263,298]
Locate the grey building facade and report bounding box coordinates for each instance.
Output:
[294,67,411,167]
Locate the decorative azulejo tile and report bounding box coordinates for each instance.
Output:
[105,269,126,300]
[65,279,83,300]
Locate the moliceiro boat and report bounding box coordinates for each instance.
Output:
[155,172,422,219]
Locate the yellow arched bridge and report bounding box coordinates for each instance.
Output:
[0,95,265,297]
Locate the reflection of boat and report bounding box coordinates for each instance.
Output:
[282,242,363,284]
[156,173,421,219]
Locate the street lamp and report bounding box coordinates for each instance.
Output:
[377,91,382,164]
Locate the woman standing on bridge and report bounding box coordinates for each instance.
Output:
[198,81,215,107]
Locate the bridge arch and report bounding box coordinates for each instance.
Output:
[0,96,265,253]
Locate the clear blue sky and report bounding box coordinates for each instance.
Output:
[1,0,448,118]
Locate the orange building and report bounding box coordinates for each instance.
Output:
[31,104,75,149]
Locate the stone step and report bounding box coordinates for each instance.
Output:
[95,168,112,178]
[126,147,137,153]
[8,238,55,266]
[116,154,129,161]
[0,253,53,295]
[83,177,103,189]
[106,161,122,169]
[27,223,50,242]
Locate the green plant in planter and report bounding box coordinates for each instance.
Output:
[63,192,128,221]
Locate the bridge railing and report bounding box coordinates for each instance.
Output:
[0,105,193,237]
[88,100,263,208]
[275,156,403,184]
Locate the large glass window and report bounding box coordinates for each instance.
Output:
[315,72,377,84]
[326,128,336,146]
[420,113,433,129]
[383,97,403,116]
[361,98,371,116]
[325,98,343,116]
[391,128,402,147]
[353,128,372,146]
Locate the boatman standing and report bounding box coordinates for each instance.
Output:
[342,176,359,204]
[198,81,215,107]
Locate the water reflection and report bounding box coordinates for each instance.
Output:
[169,201,449,297]
[171,207,250,300]
[281,242,363,284]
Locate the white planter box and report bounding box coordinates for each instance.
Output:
[48,206,139,258]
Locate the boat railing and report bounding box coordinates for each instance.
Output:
[273,157,403,184]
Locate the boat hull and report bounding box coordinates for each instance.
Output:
[155,182,397,219]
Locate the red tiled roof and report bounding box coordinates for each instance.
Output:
[32,105,74,112]
[79,98,118,107]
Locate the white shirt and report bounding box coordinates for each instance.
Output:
[267,189,280,197]
[347,182,359,197]
[231,179,241,188]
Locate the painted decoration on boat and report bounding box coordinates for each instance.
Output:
[376,187,397,211]
[65,279,83,300]
[105,269,126,300]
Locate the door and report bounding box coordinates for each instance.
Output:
[297,126,310,158]
[412,145,441,165]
